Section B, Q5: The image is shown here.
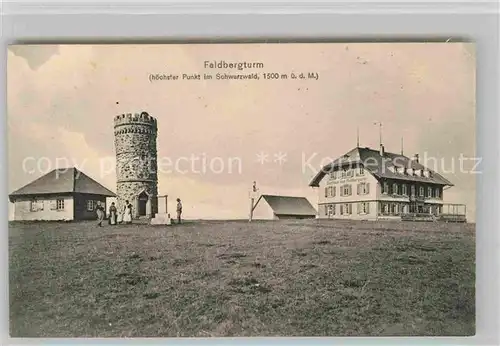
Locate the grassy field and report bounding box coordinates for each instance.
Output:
[9,219,475,337]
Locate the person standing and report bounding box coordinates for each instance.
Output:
[96,201,105,227]
[108,202,117,225]
[176,198,182,224]
[123,200,133,224]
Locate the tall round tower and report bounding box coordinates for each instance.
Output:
[114,111,158,219]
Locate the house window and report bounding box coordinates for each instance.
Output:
[30,199,44,212]
[327,204,335,216]
[357,182,370,195]
[427,187,432,198]
[435,187,441,199]
[419,186,424,197]
[358,167,364,176]
[344,203,352,215]
[358,202,370,214]
[411,185,416,196]
[56,199,65,211]
[402,184,408,196]
[87,200,96,211]
[382,182,389,194]
[342,184,351,196]
[346,169,354,178]
[392,183,398,195]
[340,204,344,215]
[341,170,346,178]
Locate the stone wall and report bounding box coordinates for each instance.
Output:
[114,112,159,216]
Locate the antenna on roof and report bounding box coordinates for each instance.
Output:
[373,122,383,147]
[356,127,360,147]
[401,137,404,155]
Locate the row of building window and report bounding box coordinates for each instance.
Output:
[30,199,65,212]
[324,202,371,216]
[381,182,441,198]
[324,202,442,217]
[30,199,101,212]
[380,202,442,216]
[387,166,432,178]
[329,167,364,180]
[325,182,370,198]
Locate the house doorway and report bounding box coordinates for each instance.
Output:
[138,191,148,216]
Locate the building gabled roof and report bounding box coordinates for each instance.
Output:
[309,146,454,187]
[254,194,317,216]
[9,168,116,201]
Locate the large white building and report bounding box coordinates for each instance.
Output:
[309,145,465,221]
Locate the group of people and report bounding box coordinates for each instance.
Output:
[95,200,134,227]
[95,198,183,226]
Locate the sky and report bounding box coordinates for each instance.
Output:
[7,43,476,221]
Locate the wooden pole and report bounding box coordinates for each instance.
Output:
[249,197,254,222]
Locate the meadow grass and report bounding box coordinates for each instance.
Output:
[9,219,475,337]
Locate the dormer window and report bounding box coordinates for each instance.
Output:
[415,169,422,177]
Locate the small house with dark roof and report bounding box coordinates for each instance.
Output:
[309,144,463,221]
[251,194,317,220]
[9,168,116,221]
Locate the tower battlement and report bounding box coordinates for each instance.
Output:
[114,111,157,128]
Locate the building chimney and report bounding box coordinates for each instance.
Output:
[379,144,385,156]
[413,153,419,163]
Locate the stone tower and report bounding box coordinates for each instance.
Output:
[114,111,158,218]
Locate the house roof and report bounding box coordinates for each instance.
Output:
[309,146,454,187]
[9,168,116,201]
[254,194,317,216]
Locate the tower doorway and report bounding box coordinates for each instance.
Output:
[138,191,148,216]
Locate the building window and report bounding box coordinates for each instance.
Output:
[358,202,370,214]
[392,183,398,195]
[402,184,408,196]
[327,204,335,216]
[339,204,344,215]
[435,187,441,199]
[325,187,328,198]
[358,167,364,176]
[419,186,424,197]
[344,203,352,215]
[341,184,351,196]
[30,199,44,212]
[411,185,415,196]
[357,182,370,195]
[341,170,346,178]
[382,182,389,194]
[347,169,354,178]
[87,200,96,211]
[427,187,433,198]
[57,199,65,211]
